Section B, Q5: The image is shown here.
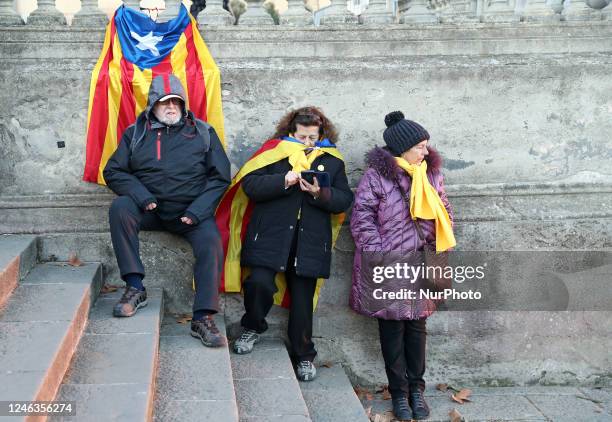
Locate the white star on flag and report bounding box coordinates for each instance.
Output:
[130,31,163,57]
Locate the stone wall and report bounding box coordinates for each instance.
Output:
[1,21,611,387]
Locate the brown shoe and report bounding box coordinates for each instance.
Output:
[113,286,148,317]
[191,315,227,348]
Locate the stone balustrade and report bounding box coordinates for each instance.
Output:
[0,0,610,26]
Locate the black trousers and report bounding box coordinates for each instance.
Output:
[240,230,318,362]
[378,318,427,396]
[109,196,223,313]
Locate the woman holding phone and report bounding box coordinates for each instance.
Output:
[230,106,353,381]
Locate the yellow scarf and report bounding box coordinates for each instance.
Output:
[395,157,456,252]
[288,147,325,173]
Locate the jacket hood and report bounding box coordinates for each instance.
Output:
[365,145,443,180]
[146,74,188,120]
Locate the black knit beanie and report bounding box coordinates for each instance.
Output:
[383,111,430,156]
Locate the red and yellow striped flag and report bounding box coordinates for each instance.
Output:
[215,139,346,310]
[83,5,224,184]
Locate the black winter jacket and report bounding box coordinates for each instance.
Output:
[103,118,231,223]
[240,152,353,279]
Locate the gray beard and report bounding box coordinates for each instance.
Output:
[154,111,182,126]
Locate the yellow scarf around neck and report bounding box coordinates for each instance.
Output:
[395,157,456,252]
[288,146,325,173]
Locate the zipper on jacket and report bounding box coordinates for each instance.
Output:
[254,233,258,241]
[156,130,162,161]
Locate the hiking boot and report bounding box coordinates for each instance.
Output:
[190,315,227,348]
[391,395,411,421]
[233,329,260,354]
[409,389,430,420]
[113,286,148,317]
[296,360,317,382]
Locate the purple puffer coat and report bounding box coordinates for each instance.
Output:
[349,146,454,320]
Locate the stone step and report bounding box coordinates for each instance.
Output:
[0,262,102,406]
[51,287,163,422]
[230,338,311,421]
[0,235,37,309]
[360,386,611,421]
[299,365,370,422]
[153,314,239,422]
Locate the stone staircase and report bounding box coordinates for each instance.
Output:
[0,234,368,422]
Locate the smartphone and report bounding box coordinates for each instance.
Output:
[301,170,330,187]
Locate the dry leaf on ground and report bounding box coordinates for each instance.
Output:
[100,284,118,294]
[68,252,83,267]
[449,408,465,422]
[451,388,472,404]
[379,385,392,401]
[354,385,374,401]
[370,411,394,422]
[437,383,449,392]
[176,314,192,324]
[320,361,334,368]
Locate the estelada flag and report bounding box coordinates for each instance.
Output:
[83,4,224,184]
[215,138,346,310]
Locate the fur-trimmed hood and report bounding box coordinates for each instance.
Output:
[365,145,443,180]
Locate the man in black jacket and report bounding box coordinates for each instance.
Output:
[103,74,231,347]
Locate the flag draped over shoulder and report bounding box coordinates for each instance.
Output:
[215,139,346,310]
[83,4,224,184]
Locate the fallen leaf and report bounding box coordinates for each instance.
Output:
[354,385,373,401]
[381,386,392,401]
[449,408,465,422]
[320,361,334,368]
[100,284,118,294]
[437,383,449,392]
[455,388,472,402]
[176,314,192,324]
[371,411,394,422]
[451,388,472,404]
[68,252,83,267]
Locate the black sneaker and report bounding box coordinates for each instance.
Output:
[113,286,148,317]
[190,315,227,348]
[391,395,412,421]
[409,389,430,420]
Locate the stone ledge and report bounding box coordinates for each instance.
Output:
[2,174,611,205]
[1,22,612,59]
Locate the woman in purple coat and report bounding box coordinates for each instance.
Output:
[350,111,456,421]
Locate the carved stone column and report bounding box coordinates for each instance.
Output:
[240,0,275,24]
[0,0,24,25]
[602,1,612,19]
[481,0,519,22]
[321,0,357,24]
[161,0,180,20]
[123,0,141,10]
[197,0,234,25]
[549,0,564,13]
[440,0,478,22]
[361,0,395,23]
[72,0,108,26]
[28,0,67,25]
[521,0,559,21]
[562,0,597,20]
[401,0,438,23]
[280,0,312,24]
